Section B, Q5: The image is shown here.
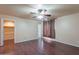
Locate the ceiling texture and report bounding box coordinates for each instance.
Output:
[0,4,79,19]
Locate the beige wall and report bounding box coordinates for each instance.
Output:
[55,13,79,47]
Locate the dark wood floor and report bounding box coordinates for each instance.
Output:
[0,39,79,55]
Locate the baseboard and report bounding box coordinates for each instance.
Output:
[43,37,79,48]
[54,40,79,48]
[15,39,37,44]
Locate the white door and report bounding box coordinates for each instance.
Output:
[37,22,44,52]
[37,22,43,38]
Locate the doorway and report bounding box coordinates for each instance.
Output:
[3,20,15,52]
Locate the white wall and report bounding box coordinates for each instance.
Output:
[0,15,38,45]
[15,18,38,43]
[55,13,79,47]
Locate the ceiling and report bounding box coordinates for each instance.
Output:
[0,4,79,19]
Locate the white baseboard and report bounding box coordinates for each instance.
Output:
[43,37,79,48]
[15,38,37,44]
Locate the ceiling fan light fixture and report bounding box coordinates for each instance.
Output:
[37,15,44,19]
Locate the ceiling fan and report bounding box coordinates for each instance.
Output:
[30,9,52,20]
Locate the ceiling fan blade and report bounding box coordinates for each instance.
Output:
[32,16,37,18]
[30,12,36,14]
[44,14,51,17]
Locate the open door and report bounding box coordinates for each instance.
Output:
[4,20,15,52]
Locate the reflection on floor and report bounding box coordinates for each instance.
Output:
[0,39,79,55]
